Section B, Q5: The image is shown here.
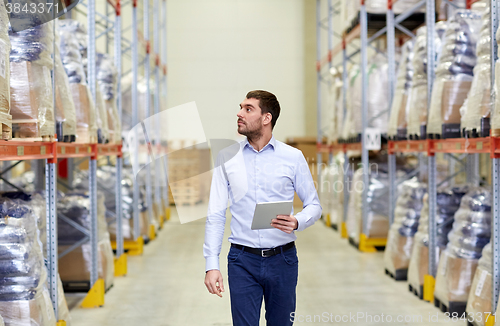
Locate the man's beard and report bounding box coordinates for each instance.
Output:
[238,121,263,141]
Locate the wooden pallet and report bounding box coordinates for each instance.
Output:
[12,132,55,142]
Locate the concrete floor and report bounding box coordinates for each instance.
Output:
[68,207,465,326]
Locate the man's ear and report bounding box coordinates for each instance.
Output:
[263,112,272,126]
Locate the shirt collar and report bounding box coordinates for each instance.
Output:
[243,135,276,152]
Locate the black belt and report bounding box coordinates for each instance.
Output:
[231,241,295,258]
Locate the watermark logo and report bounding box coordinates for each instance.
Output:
[5,0,80,33]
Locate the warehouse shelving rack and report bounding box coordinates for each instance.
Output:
[317,0,428,252]
[386,0,500,321]
[0,0,169,322]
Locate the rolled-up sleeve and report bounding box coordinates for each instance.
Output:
[203,154,229,271]
[293,152,322,232]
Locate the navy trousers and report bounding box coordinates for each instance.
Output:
[227,245,298,326]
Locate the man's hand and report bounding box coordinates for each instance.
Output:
[271,214,298,234]
[204,270,224,298]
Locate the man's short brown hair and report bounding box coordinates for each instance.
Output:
[246,90,280,129]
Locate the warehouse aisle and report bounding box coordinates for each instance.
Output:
[68,208,462,326]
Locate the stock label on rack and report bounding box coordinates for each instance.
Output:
[477,142,483,150]
[75,147,79,154]
[61,147,65,155]
[16,146,23,156]
[40,146,46,155]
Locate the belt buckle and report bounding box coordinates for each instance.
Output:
[261,249,272,258]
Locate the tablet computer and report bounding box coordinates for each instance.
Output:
[251,200,294,230]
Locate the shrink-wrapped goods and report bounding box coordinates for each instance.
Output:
[57,193,114,291]
[9,22,55,139]
[434,188,491,313]
[326,70,343,143]
[73,166,150,242]
[54,29,76,142]
[58,20,98,144]
[427,10,482,139]
[388,39,414,140]
[466,242,492,326]
[383,178,426,280]
[350,54,389,137]
[491,18,500,136]
[0,1,11,140]
[0,196,56,326]
[96,53,121,144]
[461,5,492,138]
[319,154,345,227]
[407,22,447,139]
[95,88,109,143]
[407,185,469,298]
[346,166,390,245]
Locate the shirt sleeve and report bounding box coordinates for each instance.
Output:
[203,153,229,271]
[293,151,322,232]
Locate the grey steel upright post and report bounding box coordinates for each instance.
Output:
[88,0,99,288]
[491,0,500,314]
[327,0,333,168]
[47,10,58,318]
[153,0,162,221]
[46,157,58,318]
[316,0,322,187]
[132,0,140,240]
[115,0,124,258]
[426,0,438,280]
[144,0,155,232]
[161,0,169,209]
[342,39,349,236]
[360,1,369,237]
[387,0,397,226]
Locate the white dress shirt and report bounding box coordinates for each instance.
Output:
[203,135,322,271]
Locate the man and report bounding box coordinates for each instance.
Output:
[203,90,322,326]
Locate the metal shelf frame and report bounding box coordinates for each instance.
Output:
[318,0,500,314]
[0,0,167,319]
[383,0,500,316]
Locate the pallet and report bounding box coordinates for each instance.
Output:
[63,281,113,293]
[434,297,467,316]
[408,284,423,300]
[11,133,55,142]
[385,268,408,281]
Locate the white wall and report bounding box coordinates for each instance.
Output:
[166,0,305,144]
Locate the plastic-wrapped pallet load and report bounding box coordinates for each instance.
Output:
[466,242,492,326]
[346,166,390,246]
[9,22,56,140]
[1,192,72,326]
[327,69,343,143]
[350,54,389,139]
[383,178,426,280]
[408,185,469,298]
[388,39,414,140]
[460,5,492,138]
[434,187,491,315]
[0,197,56,325]
[427,9,482,139]
[73,166,150,242]
[407,22,447,139]
[57,193,115,291]
[490,21,500,136]
[97,53,121,144]
[329,153,345,227]
[0,1,11,140]
[58,20,98,144]
[95,88,109,143]
[54,28,77,142]
[340,67,357,142]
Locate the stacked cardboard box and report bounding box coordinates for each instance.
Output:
[168,143,211,206]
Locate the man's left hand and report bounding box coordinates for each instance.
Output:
[271,215,298,234]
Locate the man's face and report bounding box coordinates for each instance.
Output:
[237,98,265,137]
